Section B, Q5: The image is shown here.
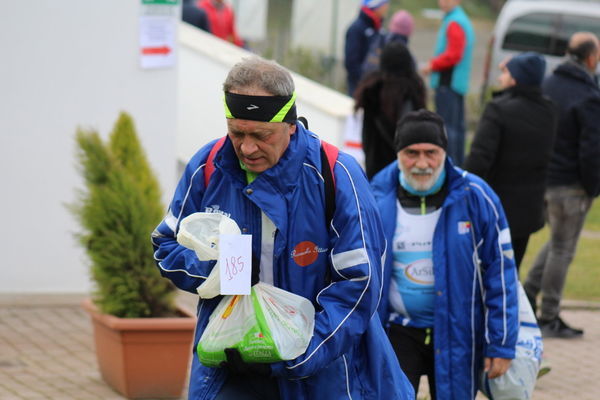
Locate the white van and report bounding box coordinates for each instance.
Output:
[482,0,600,92]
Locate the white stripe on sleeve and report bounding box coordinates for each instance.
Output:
[331,248,368,272]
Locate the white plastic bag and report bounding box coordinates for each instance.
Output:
[176,212,241,298]
[341,108,365,168]
[197,282,315,367]
[480,283,543,400]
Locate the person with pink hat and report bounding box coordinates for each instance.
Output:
[361,9,416,76]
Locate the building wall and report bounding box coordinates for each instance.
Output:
[177,23,353,164]
[0,3,353,294]
[0,1,179,293]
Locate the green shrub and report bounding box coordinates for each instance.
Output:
[71,112,176,318]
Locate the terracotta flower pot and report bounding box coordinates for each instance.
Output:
[82,298,196,399]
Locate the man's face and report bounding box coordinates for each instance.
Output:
[497,59,516,89]
[374,3,389,18]
[227,118,296,174]
[398,143,446,191]
[438,0,459,13]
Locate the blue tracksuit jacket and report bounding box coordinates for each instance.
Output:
[370,159,519,399]
[152,123,414,399]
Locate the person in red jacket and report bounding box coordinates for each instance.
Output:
[197,0,244,47]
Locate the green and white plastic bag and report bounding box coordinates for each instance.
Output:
[197,282,315,366]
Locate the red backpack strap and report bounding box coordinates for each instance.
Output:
[204,136,227,188]
[320,140,339,187]
[319,140,339,228]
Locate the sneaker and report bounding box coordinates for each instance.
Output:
[539,316,583,338]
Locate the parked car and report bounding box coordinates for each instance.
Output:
[482,0,600,95]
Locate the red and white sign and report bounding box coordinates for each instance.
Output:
[139,2,178,69]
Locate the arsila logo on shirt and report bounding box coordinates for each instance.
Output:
[404,259,434,285]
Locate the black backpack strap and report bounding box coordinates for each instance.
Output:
[320,141,338,228]
[297,116,309,130]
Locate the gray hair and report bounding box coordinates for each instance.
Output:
[223,56,295,96]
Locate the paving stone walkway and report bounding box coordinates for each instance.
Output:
[1,293,598,399]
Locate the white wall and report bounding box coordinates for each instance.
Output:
[177,23,353,164]
[0,4,352,294]
[291,0,361,57]
[0,1,178,293]
[229,0,361,57]
[231,0,267,42]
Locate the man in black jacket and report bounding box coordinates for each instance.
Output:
[523,32,600,339]
[465,52,557,271]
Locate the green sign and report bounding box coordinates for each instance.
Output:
[142,0,178,5]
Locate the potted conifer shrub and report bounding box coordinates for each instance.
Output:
[71,112,195,399]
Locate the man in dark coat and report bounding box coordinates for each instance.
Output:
[344,0,389,96]
[182,0,210,31]
[464,52,557,270]
[523,32,600,338]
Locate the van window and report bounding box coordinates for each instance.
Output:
[501,13,558,54]
[556,15,600,55]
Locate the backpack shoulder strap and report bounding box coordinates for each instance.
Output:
[204,136,227,188]
[320,140,339,226]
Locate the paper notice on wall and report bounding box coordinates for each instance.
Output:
[139,0,179,69]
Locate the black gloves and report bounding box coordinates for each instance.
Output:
[220,348,271,376]
[251,254,260,286]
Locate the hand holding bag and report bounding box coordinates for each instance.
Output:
[470,219,543,400]
[197,282,315,367]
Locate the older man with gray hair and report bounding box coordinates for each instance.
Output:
[370,109,519,399]
[152,56,414,400]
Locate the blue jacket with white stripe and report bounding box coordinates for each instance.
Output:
[370,159,519,399]
[151,123,414,400]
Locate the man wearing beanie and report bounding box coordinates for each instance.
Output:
[523,32,600,339]
[371,109,519,399]
[344,0,389,95]
[465,52,557,272]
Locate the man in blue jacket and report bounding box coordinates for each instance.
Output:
[524,32,600,338]
[370,110,518,399]
[151,56,413,400]
[344,0,389,95]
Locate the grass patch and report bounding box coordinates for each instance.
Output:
[585,198,600,231]
[389,0,496,20]
[520,199,600,302]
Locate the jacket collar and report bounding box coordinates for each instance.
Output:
[444,5,464,19]
[554,60,597,86]
[493,85,542,99]
[360,7,382,31]
[373,156,468,205]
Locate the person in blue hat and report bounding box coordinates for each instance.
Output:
[465,52,557,271]
[344,0,389,95]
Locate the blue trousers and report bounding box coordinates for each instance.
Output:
[435,86,465,166]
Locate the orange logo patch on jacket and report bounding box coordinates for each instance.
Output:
[291,241,328,267]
